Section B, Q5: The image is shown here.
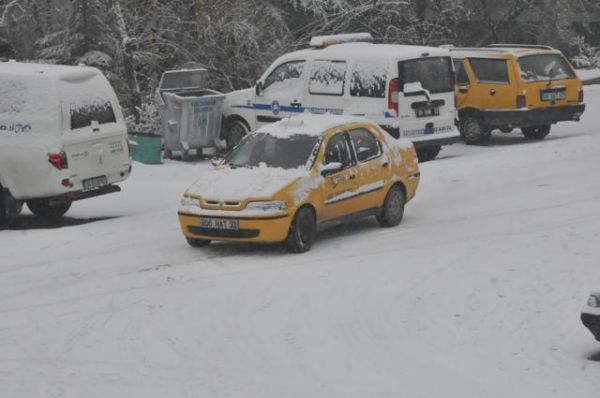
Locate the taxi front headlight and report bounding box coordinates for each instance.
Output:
[587,294,600,308]
[246,200,287,212]
[180,195,200,207]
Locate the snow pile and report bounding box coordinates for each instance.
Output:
[258,113,368,138]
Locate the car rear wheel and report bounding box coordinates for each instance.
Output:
[186,237,211,248]
[522,125,550,140]
[377,185,406,227]
[26,198,72,218]
[416,146,441,162]
[225,119,249,150]
[286,207,316,253]
[460,116,491,145]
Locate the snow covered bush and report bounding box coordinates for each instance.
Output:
[126,102,160,136]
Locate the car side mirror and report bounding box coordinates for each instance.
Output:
[404,81,431,101]
[211,157,224,167]
[255,81,264,97]
[320,162,343,176]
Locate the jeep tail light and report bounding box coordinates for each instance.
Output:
[48,151,68,170]
[579,88,584,103]
[388,78,400,113]
[516,94,526,109]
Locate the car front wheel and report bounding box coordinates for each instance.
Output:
[286,207,316,253]
[377,185,406,227]
[26,198,72,218]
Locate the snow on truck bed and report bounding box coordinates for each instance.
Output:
[1,87,600,397]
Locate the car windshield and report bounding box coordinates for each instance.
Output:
[518,54,576,82]
[224,133,321,169]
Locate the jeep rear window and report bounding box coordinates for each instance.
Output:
[518,54,576,82]
[469,58,509,84]
[400,57,454,94]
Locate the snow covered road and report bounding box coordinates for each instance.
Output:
[1,88,600,397]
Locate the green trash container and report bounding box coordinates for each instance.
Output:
[128,133,162,165]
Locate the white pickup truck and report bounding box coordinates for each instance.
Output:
[0,62,131,226]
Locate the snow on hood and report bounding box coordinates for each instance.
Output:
[186,164,307,201]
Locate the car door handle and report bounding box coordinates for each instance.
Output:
[490,89,496,96]
[290,100,302,108]
[349,173,356,180]
[382,162,389,168]
[458,87,469,94]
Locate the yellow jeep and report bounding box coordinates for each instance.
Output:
[450,45,585,145]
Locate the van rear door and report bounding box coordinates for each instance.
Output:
[59,73,130,189]
[396,56,457,140]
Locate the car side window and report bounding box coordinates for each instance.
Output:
[263,61,305,93]
[309,60,347,96]
[453,59,470,85]
[469,58,509,84]
[349,128,381,162]
[324,133,353,169]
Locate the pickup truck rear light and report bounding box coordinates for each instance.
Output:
[579,88,584,103]
[516,94,526,109]
[48,151,68,170]
[388,78,399,113]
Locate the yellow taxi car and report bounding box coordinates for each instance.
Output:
[450,44,585,145]
[178,114,420,253]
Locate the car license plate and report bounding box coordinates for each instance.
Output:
[82,176,108,191]
[415,107,440,118]
[541,90,566,101]
[201,218,239,230]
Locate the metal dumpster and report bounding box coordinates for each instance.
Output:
[156,69,225,160]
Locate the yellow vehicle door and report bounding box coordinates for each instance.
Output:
[319,132,361,221]
[453,59,471,109]
[465,57,517,110]
[347,127,389,210]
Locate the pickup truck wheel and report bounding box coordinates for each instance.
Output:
[416,146,441,162]
[186,237,211,248]
[460,116,491,145]
[522,125,550,140]
[27,198,72,218]
[225,119,249,150]
[286,207,316,253]
[377,185,406,227]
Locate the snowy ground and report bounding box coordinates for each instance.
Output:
[2,88,600,398]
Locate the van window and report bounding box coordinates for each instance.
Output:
[309,60,347,96]
[350,64,387,98]
[263,61,305,93]
[349,129,381,162]
[469,58,509,84]
[401,57,453,94]
[453,59,470,85]
[518,54,576,82]
[70,100,116,130]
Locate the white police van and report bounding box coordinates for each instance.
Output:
[0,62,131,225]
[221,33,460,161]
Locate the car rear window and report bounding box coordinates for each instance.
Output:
[60,75,117,130]
[518,54,576,82]
[469,58,509,84]
[400,57,454,94]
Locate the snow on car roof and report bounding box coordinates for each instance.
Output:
[450,47,561,59]
[0,61,99,81]
[256,114,369,138]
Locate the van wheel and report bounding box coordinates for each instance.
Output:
[377,185,406,227]
[186,237,211,248]
[0,188,7,229]
[416,146,441,162]
[225,119,249,150]
[460,116,491,145]
[522,125,550,140]
[27,198,72,218]
[286,207,316,253]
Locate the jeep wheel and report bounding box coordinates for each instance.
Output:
[27,198,72,218]
[186,237,211,248]
[225,119,249,150]
[377,185,406,227]
[460,116,491,145]
[522,125,551,140]
[416,146,441,162]
[286,207,317,253]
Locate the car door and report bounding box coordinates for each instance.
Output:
[453,58,471,109]
[255,60,306,126]
[319,131,360,222]
[348,128,389,210]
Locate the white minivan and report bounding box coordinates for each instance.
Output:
[221,33,460,161]
[0,62,131,225]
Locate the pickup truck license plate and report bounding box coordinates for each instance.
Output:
[201,218,239,230]
[82,176,108,191]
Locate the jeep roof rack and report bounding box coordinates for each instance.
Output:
[309,33,374,48]
[487,44,554,51]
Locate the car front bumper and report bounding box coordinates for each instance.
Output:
[483,104,586,128]
[178,211,293,243]
[581,312,600,341]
